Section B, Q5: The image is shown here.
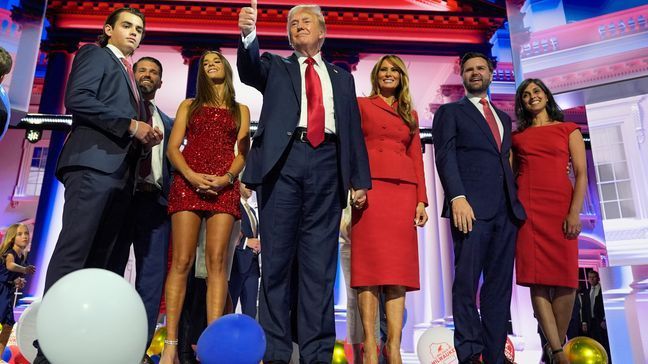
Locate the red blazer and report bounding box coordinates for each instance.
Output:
[358,96,428,205]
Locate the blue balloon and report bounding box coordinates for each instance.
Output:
[149,355,160,364]
[2,346,12,362]
[197,313,266,364]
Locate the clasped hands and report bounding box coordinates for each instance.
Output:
[131,119,163,148]
[188,171,230,196]
[351,188,368,209]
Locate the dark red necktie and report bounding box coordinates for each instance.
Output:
[121,58,140,102]
[139,101,154,178]
[479,98,501,150]
[304,57,325,147]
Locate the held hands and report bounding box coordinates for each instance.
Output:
[246,237,261,254]
[131,120,163,148]
[452,197,475,234]
[24,265,36,275]
[239,0,258,37]
[13,277,26,290]
[414,202,428,227]
[563,212,581,239]
[351,188,368,209]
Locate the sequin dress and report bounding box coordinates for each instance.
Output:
[168,106,241,219]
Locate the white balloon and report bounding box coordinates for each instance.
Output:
[416,326,458,364]
[16,299,41,361]
[37,269,147,364]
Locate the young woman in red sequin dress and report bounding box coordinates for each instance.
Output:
[161,50,250,364]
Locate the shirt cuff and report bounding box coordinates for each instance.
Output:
[241,29,257,49]
[450,195,466,202]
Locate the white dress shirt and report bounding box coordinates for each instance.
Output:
[141,100,164,188]
[466,93,503,142]
[242,31,336,134]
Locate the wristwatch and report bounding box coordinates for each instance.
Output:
[226,172,235,185]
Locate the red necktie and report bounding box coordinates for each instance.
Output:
[304,57,325,147]
[121,58,140,102]
[479,98,501,150]
[139,101,154,179]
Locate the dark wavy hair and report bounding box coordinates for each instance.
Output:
[515,78,564,131]
[134,56,163,77]
[97,7,145,47]
[460,52,494,73]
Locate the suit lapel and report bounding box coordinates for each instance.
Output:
[368,95,399,116]
[325,61,342,131]
[459,96,500,152]
[284,54,301,105]
[104,48,138,103]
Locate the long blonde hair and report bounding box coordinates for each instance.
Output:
[188,50,241,131]
[0,223,27,262]
[369,55,417,134]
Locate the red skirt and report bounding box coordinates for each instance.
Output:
[350,178,420,291]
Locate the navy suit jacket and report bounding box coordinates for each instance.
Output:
[57,44,143,180]
[432,96,525,221]
[234,202,259,275]
[157,107,174,205]
[237,38,371,206]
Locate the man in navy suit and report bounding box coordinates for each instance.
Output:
[432,52,526,364]
[106,56,173,364]
[237,1,371,362]
[43,7,162,292]
[229,183,261,318]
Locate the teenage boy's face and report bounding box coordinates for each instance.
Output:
[105,12,144,56]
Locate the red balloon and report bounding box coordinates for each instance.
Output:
[7,345,29,364]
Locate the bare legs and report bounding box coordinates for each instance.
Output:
[530,285,576,364]
[0,323,13,354]
[358,285,406,364]
[160,211,234,364]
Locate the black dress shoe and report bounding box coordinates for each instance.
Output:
[179,359,199,364]
[142,354,155,364]
[460,354,483,364]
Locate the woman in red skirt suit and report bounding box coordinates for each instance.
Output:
[512,78,587,364]
[161,51,250,364]
[351,55,428,364]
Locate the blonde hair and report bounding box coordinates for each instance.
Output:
[287,5,326,49]
[369,55,417,134]
[0,223,27,261]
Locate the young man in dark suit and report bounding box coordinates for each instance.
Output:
[237,1,371,362]
[432,53,526,364]
[581,270,611,361]
[35,7,163,364]
[228,183,261,318]
[107,56,173,364]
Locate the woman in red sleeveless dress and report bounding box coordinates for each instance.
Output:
[512,78,587,364]
[161,51,250,364]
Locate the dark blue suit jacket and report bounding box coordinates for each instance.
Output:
[237,38,371,205]
[234,202,259,275]
[57,44,143,180]
[156,107,174,205]
[432,96,525,221]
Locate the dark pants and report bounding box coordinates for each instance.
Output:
[44,160,135,292]
[452,195,518,364]
[258,139,341,364]
[178,266,207,362]
[228,248,261,318]
[107,190,170,346]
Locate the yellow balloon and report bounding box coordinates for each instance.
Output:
[331,340,348,364]
[564,336,609,364]
[146,326,167,356]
